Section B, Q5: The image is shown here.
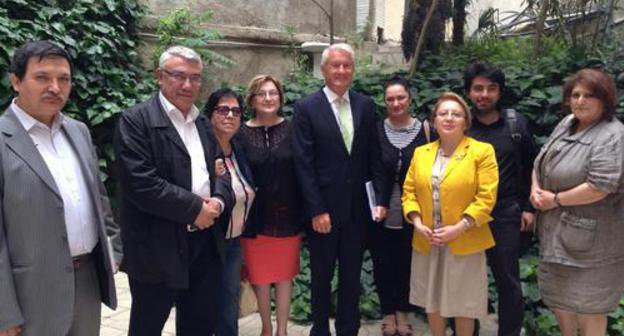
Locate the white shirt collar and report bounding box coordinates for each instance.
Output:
[323,86,350,104]
[11,98,64,132]
[158,91,199,124]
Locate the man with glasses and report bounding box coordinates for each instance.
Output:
[114,45,233,336]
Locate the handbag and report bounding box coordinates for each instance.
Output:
[239,279,258,317]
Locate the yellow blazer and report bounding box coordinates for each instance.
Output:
[402,136,498,255]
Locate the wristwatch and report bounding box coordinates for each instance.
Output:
[554,193,563,207]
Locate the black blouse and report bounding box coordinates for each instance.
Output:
[238,119,302,237]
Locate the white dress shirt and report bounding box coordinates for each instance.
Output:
[158,92,212,199]
[323,86,353,134]
[11,100,98,257]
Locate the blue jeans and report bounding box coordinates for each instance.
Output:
[216,237,242,336]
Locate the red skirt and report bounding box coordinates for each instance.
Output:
[241,234,301,285]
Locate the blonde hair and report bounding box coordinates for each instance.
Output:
[431,92,473,130]
[245,74,284,116]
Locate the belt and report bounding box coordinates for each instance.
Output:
[72,253,92,269]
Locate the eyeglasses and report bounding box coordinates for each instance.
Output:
[213,106,242,117]
[161,69,202,84]
[254,90,280,98]
[435,111,465,119]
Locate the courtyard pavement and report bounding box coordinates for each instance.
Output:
[100,273,498,336]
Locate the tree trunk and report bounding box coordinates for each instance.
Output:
[330,0,334,44]
[452,0,466,46]
[401,0,421,60]
[408,0,439,78]
[534,0,549,56]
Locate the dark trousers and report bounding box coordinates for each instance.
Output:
[486,202,524,336]
[216,237,242,336]
[128,234,220,336]
[368,223,414,314]
[308,221,364,336]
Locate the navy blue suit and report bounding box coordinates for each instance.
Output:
[292,89,385,336]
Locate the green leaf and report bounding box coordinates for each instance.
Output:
[530,89,547,99]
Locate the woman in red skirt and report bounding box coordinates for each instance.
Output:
[239,75,303,336]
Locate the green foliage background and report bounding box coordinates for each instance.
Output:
[1,1,624,334]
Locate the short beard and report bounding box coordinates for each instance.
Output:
[473,105,498,116]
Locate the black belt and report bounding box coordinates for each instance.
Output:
[72,253,92,269]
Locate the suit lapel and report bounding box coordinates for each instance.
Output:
[62,120,109,235]
[421,142,438,193]
[349,90,363,140]
[148,95,189,157]
[441,136,470,183]
[163,126,189,156]
[0,108,61,199]
[196,115,217,179]
[62,121,95,185]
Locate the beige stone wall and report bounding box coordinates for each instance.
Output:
[138,0,406,90]
[142,0,355,37]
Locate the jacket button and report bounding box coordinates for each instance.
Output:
[61,234,68,242]
[66,265,73,272]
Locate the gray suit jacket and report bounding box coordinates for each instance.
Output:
[0,108,122,335]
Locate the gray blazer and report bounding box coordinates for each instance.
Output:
[0,108,122,335]
[535,114,624,268]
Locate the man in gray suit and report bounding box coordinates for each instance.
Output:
[0,40,122,336]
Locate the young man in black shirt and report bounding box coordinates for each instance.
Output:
[464,62,538,336]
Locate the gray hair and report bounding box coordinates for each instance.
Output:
[158,45,203,68]
[320,43,355,66]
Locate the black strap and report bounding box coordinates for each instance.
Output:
[423,119,431,143]
[504,109,522,142]
[503,108,527,210]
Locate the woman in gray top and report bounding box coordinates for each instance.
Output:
[530,68,624,336]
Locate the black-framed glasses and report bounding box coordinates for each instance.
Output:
[161,69,202,84]
[213,106,242,117]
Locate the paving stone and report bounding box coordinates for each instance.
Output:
[103,273,500,335]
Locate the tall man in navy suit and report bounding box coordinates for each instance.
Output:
[292,43,387,336]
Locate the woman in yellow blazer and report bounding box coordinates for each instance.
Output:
[402,92,498,336]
